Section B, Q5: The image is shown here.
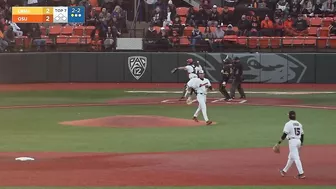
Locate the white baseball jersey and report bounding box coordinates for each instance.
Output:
[187,78,211,95]
[185,64,198,79]
[283,120,304,140]
[195,65,203,74]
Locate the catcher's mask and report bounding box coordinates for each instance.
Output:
[288,110,296,120]
[187,58,193,64]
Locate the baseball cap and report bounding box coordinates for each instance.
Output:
[198,70,205,74]
[288,110,296,116]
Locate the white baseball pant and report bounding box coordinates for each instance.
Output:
[282,139,304,174]
[193,93,209,121]
[183,73,198,98]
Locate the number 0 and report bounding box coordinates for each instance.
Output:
[294,128,301,136]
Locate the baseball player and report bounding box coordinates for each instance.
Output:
[187,70,213,125]
[273,111,305,179]
[230,57,246,99]
[219,58,233,101]
[172,58,199,100]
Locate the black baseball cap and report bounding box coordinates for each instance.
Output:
[288,111,296,119]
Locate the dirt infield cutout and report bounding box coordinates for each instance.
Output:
[0,145,335,186]
[60,115,213,128]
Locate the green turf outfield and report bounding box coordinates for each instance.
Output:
[0,89,336,105]
[1,89,336,188]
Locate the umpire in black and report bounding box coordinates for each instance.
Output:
[219,58,232,101]
[230,57,246,99]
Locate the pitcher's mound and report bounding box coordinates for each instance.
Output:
[60,115,215,128]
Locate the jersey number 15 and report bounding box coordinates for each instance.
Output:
[294,128,301,136]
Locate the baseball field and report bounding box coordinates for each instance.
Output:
[0,83,336,189]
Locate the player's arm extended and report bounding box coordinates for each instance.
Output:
[177,66,187,70]
[277,132,288,145]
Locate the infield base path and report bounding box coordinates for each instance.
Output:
[0,145,335,186]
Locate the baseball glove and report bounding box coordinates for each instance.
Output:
[171,68,178,74]
[273,144,280,153]
[186,97,193,105]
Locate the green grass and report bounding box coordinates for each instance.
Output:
[0,105,335,152]
[1,89,336,187]
[1,89,336,106]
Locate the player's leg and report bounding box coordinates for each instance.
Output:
[219,82,231,100]
[237,83,246,98]
[282,152,294,174]
[198,95,211,124]
[180,84,188,100]
[193,96,201,121]
[230,80,237,99]
[291,142,304,177]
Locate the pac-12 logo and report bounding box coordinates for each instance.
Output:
[128,56,147,80]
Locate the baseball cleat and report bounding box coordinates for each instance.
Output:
[206,120,213,125]
[279,169,286,177]
[179,97,185,101]
[240,96,246,99]
[224,98,232,101]
[295,174,306,179]
[192,117,199,122]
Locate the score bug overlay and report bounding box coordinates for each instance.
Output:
[12,6,85,24]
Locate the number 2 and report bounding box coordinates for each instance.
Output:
[294,128,301,136]
[46,8,49,13]
[46,16,50,22]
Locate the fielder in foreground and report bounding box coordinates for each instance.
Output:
[273,111,305,179]
[187,70,213,125]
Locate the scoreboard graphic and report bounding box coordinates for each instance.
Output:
[12,6,85,24]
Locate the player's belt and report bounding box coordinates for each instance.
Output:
[288,137,299,140]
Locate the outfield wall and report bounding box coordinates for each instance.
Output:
[0,52,335,84]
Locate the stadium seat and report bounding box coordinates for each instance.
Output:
[49,25,62,35]
[237,37,247,46]
[15,36,30,49]
[40,25,46,36]
[61,26,74,35]
[73,26,85,36]
[176,7,188,17]
[183,26,193,36]
[309,17,322,27]
[224,35,237,42]
[282,36,293,46]
[89,0,98,7]
[308,27,318,36]
[180,17,187,24]
[270,37,281,48]
[67,36,80,44]
[318,27,330,37]
[56,35,68,44]
[84,26,95,36]
[259,37,270,48]
[292,37,304,46]
[80,36,92,44]
[198,27,205,33]
[328,36,336,48]
[304,36,317,46]
[247,37,258,48]
[322,17,333,27]
[316,37,328,48]
[41,35,53,44]
[179,37,190,45]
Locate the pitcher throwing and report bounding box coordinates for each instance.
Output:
[187,70,213,125]
[273,111,305,179]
